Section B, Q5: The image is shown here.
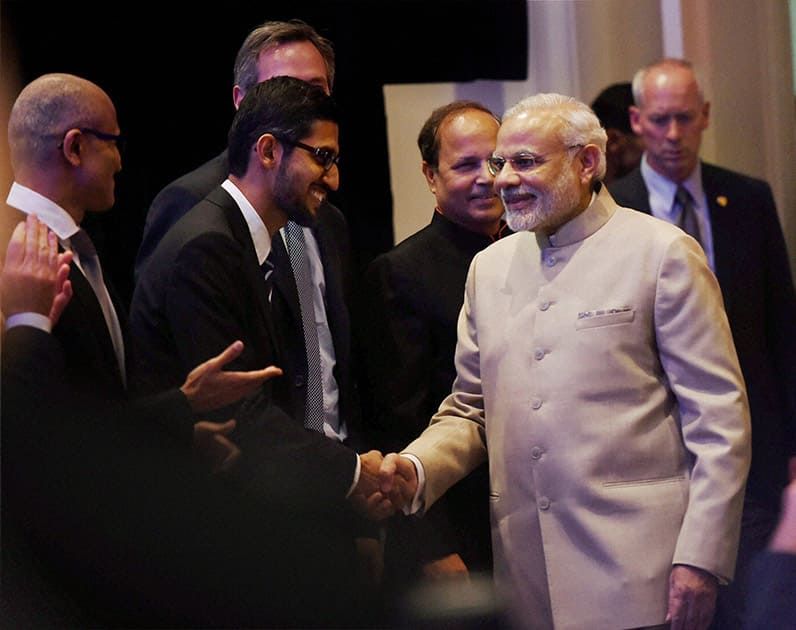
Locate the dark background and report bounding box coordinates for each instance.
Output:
[2,0,527,304]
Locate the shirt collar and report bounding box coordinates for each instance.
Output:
[640,154,705,216]
[6,181,80,239]
[221,179,271,265]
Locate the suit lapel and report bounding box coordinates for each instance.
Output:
[67,261,125,385]
[213,188,281,360]
[627,170,652,214]
[269,232,302,327]
[700,163,735,302]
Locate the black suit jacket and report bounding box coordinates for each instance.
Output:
[135,150,353,294]
[1,325,370,628]
[128,185,364,505]
[134,150,363,445]
[135,151,229,279]
[2,205,194,442]
[609,163,796,506]
[54,253,128,399]
[363,211,509,580]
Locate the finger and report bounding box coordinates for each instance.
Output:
[206,340,245,370]
[55,262,71,289]
[667,602,684,630]
[364,491,394,520]
[6,220,26,266]
[226,365,284,381]
[48,229,59,268]
[35,215,50,262]
[379,454,399,493]
[23,215,38,265]
[216,419,237,435]
[57,250,73,268]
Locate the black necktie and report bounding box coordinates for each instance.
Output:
[261,253,275,300]
[673,185,702,246]
[70,228,126,385]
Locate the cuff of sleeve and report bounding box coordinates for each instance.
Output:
[400,453,426,515]
[345,453,362,498]
[5,312,51,333]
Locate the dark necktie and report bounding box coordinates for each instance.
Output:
[284,221,324,433]
[261,253,275,300]
[70,228,126,386]
[673,185,702,246]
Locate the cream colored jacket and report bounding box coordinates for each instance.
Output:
[405,187,751,630]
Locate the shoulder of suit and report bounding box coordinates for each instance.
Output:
[700,161,772,193]
[154,152,227,199]
[606,167,644,196]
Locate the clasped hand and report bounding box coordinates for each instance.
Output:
[348,451,420,521]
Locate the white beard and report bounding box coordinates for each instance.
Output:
[503,167,581,233]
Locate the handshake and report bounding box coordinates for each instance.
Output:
[349,451,420,521]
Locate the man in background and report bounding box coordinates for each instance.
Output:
[609,57,796,630]
[590,81,643,185]
[129,77,388,626]
[364,100,508,601]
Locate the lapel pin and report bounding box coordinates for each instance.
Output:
[716,196,728,207]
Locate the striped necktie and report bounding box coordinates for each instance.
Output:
[284,221,324,433]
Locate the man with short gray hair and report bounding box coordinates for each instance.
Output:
[379,92,751,630]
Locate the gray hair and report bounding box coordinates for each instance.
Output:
[233,19,335,95]
[503,92,607,181]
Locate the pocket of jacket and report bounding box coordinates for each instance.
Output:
[575,307,635,330]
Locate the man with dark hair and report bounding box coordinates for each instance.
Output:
[135,19,339,272]
[590,81,643,184]
[364,100,508,598]
[129,76,387,627]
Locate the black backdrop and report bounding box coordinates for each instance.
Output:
[2,0,527,304]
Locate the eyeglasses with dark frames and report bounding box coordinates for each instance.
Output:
[274,135,340,172]
[486,144,584,176]
[57,128,126,154]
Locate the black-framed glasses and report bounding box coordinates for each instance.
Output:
[486,144,583,176]
[57,127,126,154]
[276,136,339,172]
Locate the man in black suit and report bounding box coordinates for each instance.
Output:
[4,72,279,460]
[129,76,389,624]
[134,19,348,279]
[134,17,362,448]
[364,100,510,602]
[608,57,796,630]
[0,215,381,628]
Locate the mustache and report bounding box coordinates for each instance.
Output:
[499,186,537,205]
